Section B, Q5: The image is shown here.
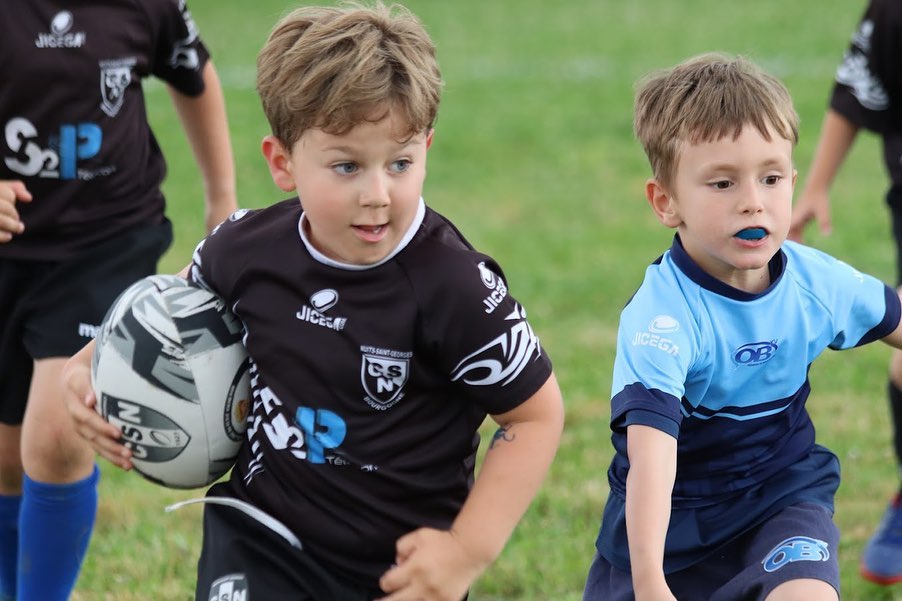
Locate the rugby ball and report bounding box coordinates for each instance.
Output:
[91,275,251,489]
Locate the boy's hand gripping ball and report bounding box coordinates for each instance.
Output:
[91,275,250,489]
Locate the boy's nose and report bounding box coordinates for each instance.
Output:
[360,173,390,208]
[741,184,765,213]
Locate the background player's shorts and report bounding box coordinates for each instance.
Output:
[0,221,172,424]
[195,484,384,601]
[583,502,840,601]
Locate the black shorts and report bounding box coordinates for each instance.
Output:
[0,221,172,424]
[195,486,383,601]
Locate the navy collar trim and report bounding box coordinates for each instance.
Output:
[668,235,786,301]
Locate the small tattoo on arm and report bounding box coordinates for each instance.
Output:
[489,425,515,449]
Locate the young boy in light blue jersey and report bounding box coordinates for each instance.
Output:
[583,53,902,601]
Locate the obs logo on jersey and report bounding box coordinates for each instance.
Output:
[451,304,540,387]
[35,11,86,48]
[733,341,778,366]
[4,117,110,181]
[99,58,135,117]
[208,573,248,601]
[478,262,508,314]
[761,536,830,573]
[361,346,411,410]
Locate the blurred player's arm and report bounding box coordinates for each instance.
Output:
[0,180,32,242]
[378,373,564,601]
[168,61,237,232]
[625,424,678,601]
[789,109,859,242]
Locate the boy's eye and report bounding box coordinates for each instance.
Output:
[762,175,782,185]
[391,159,411,173]
[710,180,732,190]
[332,162,357,175]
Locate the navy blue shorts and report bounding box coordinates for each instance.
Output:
[0,221,171,424]
[583,502,840,601]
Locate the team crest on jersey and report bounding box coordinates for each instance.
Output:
[361,346,411,410]
[208,573,248,601]
[99,58,135,117]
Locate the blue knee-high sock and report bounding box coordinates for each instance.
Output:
[18,465,99,601]
[0,494,20,600]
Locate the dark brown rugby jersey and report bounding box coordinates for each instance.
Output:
[830,0,902,135]
[0,0,210,260]
[190,198,553,585]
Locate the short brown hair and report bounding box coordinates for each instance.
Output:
[256,2,443,147]
[634,53,799,189]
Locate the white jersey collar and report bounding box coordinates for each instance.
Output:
[297,198,425,270]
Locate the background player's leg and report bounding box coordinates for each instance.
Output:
[18,358,98,601]
[0,424,22,600]
[860,352,902,584]
[861,200,902,585]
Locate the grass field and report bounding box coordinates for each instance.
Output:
[69,0,902,599]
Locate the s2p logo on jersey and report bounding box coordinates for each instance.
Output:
[4,117,108,180]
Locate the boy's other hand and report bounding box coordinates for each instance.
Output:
[61,350,134,470]
[377,527,486,601]
[0,180,31,243]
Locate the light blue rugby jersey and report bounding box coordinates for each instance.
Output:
[597,235,901,572]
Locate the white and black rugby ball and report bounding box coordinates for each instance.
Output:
[91,275,251,489]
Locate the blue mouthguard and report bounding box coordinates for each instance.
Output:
[736,228,766,240]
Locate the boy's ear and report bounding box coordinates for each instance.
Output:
[645,178,681,228]
[261,135,297,192]
[426,128,434,150]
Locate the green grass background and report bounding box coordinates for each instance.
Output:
[71,0,902,599]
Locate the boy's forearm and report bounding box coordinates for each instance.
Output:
[450,376,564,565]
[168,61,238,231]
[625,425,676,587]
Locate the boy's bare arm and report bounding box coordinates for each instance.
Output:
[377,373,564,601]
[625,424,678,601]
[167,61,237,232]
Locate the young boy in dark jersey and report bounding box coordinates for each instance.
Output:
[582,53,902,601]
[62,3,564,600]
[0,1,237,599]
[788,0,902,585]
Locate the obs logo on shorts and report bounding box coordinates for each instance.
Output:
[761,536,830,572]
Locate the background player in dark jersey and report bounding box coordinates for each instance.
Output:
[0,1,236,599]
[788,0,902,585]
[582,54,902,601]
[62,3,564,600]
